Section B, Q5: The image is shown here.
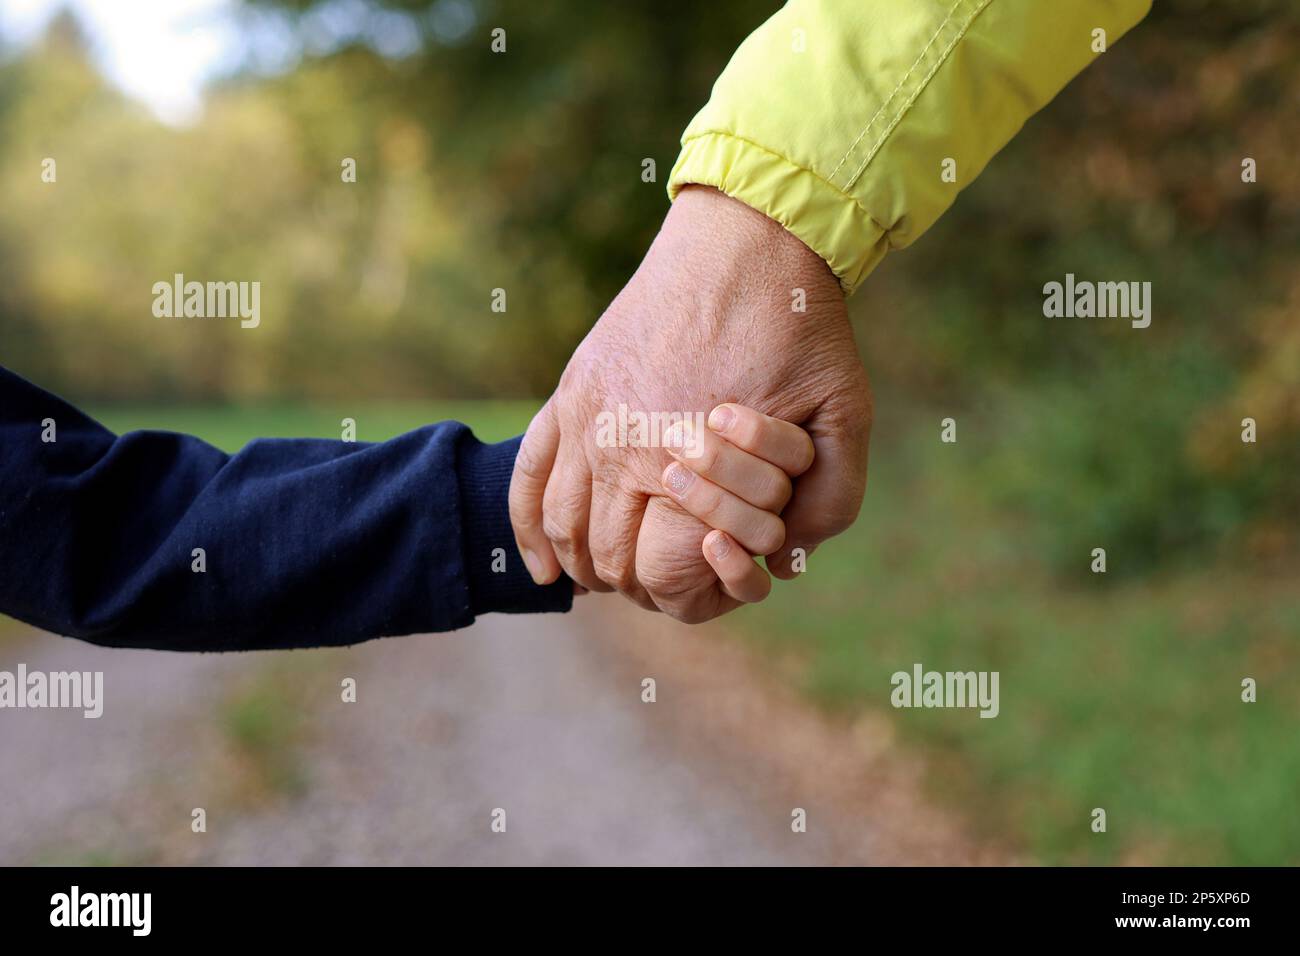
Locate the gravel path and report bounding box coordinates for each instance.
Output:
[0,603,994,865]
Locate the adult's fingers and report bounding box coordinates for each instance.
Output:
[703,530,771,604]
[588,474,657,610]
[509,400,563,585]
[766,393,872,580]
[542,449,612,593]
[635,496,742,624]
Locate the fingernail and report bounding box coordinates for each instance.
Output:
[663,462,694,497]
[707,531,731,559]
[522,548,544,583]
[708,405,735,433]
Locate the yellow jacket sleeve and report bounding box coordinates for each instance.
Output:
[668,0,1152,293]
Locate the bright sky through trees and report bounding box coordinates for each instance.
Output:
[0,0,239,123]
[0,0,444,124]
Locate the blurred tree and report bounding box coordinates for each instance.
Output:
[0,0,1294,572]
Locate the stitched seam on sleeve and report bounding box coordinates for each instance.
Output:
[676,130,893,236]
[842,0,994,191]
[826,0,966,183]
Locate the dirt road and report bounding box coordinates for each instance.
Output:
[0,602,997,865]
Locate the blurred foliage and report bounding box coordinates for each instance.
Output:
[859,0,1300,576]
[0,0,1295,577]
[0,0,762,400]
[751,399,1300,864]
[1,0,1297,866]
[91,400,534,451]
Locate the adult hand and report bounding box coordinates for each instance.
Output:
[509,186,872,622]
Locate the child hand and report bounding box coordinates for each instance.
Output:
[660,403,814,605]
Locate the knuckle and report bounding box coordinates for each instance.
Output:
[636,562,693,599]
[805,501,862,540]
[635,547,703,601]
[753,518,787,557]
[735,412,764,451]
[541,514,582,556]
[514,438,549,481]
[666,602,712,625]
[624,587,662,613]
[645,580,716,624]
[687,438,719,475]
[791,433,816,475]
[693,487,725,523]
[591,547,637,593]
[635,504,717,617]
[758,470,793,510]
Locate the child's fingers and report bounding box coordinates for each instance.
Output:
[703,530,771,604]
[706,404,816,477]
[664,420,792,511]
[661,462,786,556]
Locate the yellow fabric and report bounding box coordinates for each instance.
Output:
[668,0,1153,293]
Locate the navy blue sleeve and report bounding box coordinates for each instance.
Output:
[0,365,571,651]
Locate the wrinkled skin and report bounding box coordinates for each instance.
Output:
[509,186,873,623]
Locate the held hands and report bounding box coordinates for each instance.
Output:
[509,185,873,623]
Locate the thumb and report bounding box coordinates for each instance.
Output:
[509,399,563,584]
[766,403,871,580]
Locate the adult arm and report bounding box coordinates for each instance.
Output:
[0,365,570,651]
[511,0,1153,622]
[669,0,1154,292]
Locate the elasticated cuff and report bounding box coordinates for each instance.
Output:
[456,433,573,618]
[668,131,890,295]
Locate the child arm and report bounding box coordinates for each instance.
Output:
[0,365,570,651]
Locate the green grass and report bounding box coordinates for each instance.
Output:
[747,389,1300,865]
[219,668,311,801]
[88,401,539,453]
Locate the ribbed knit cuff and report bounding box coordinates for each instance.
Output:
[456,434,573,617]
